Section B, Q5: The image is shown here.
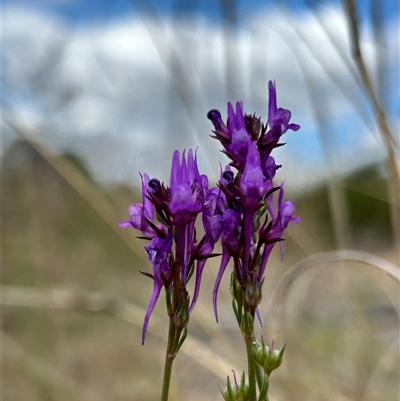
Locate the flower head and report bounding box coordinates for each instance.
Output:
[208,102,251,170]
[118,173,164,238]
[267,81,300,135]
[259,81,300,155]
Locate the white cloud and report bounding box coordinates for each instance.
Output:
[3,4,397,191]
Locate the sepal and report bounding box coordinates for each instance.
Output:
[254,336,286,376]
[220,371,249,401]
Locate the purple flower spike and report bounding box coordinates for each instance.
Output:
[142,232,173,344]
[240,141,270,273]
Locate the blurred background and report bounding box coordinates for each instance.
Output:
[2,0,399,400]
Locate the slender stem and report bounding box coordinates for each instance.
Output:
[160,316,176,401]
[257,374,269,401]
[255,362,263,390]
[243,313,257,401]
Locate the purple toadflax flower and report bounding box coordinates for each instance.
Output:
[118,173,165,238]
[169,149,203,282]
[258,81,300,158]
[257,182,300,283]
[240,140,270,281]
[208,102,251,170]
[120,148,220,343]
[208,80,300,320]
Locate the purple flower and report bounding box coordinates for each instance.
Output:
[169,150,202,223]
[207,109,230,141]
[268,81,300,135]
[169,149,203,282]
[258,183,300,282]
[240,140,271,278]
[227,102,251,165]
[208,102,251,170]
[119,173,163,238]
[240,141,269,208]
[262,156,282,181]
[141,231,173,344]
[259,81,300,157]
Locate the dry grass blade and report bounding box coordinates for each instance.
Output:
[265,249,400,319]
[272,1,374,130]
[343,0,400,190]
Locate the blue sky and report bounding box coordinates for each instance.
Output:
[3,0,399,192]
[4,0,399,24]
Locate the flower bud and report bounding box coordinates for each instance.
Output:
[254,337,286,376]
[220,371,249,401]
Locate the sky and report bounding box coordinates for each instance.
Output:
[4,0,399,24]
[3,0,399,193]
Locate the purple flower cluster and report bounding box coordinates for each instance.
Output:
[120,80,300,340]
[207,81,300,320]
[119,149,221,343]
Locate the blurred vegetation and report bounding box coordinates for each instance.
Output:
[3,139,398,401]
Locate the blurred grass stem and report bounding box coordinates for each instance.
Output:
[343,0,400,191]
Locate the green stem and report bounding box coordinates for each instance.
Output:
[160,316,176,401]
[244,314,257,401]
[257,374,269,401]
